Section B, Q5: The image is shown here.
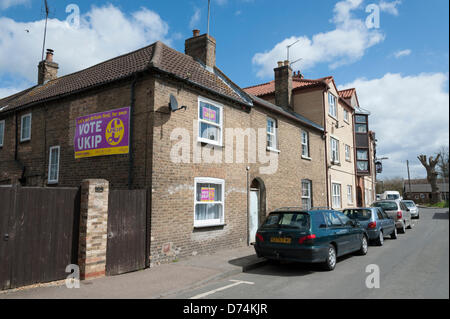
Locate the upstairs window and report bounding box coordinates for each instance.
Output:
[330,137,340,163]
[20,113,32,142]
[345,144,351,161]
[357,149,369,171]
[301,130,309,158]
[355,115,368,133]
[344,109,350,123]
[328,93,337,118]
[0,120,4,147]
[267,117,278,151]
[198,97,223,146]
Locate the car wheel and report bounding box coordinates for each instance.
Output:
[399,222,406,234]
[358,235,368,255]
[391,226,397,239]
[323,245,337,271]
[407,220,413,229]
[375,231,384,246]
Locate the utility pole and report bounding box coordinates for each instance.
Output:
[207,0,211,36]
[41,0,49,61]
[407,160,412,198]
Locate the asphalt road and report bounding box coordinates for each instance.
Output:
[168,207,449,299]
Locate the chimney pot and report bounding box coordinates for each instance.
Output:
[193,29,200,37]
[284,60,289,66]
[277,61,284,67]
[38,49,58,85]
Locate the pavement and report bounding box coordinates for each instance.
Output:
[0,244,267,299]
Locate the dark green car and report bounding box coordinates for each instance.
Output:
[254,208,369,270]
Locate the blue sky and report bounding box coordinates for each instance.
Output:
[0,0,449,179]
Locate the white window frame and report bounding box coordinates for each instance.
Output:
[20,113,32,142]
[344,109,350,123]
[0,120,5,147]
[301,130,310,159]
[301,179,312,210]
[194,177,225,228]
[330,137,340,163]
[345,144,351,162]
[328,93,337,118]
[266,117,279,152]
[347,185,353,204]
[48,146,60,184]
[197,96,223,147]
[332,183,342,209]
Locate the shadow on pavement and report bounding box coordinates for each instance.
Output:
[433,212,449,220]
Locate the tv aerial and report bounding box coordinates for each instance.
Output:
[169,94,187,113]
[286,39,302,67]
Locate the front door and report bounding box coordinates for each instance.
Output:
[249,190,259,244]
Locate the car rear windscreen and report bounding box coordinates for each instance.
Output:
[343,209,372,220]
[372,202,398,211]
[386,194,400,200]
[403,201,416,208]
[262,212,310,230]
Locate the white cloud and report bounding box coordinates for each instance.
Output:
[379,0,402,16]
[0,0,30,10]
[252,0,385,78]
[340,72,449,178]
[394,49,411,58]
[0,4,171,86]
[189,8,201,29]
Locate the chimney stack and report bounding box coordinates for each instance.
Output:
[38,49,58,85]
[274,60,293,109]
[185,30,216,69]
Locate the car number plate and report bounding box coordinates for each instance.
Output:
[270,237,291,244]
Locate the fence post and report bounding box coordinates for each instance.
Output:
[78,179,109,280]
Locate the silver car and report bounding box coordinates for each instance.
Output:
[402,200,420,219]
[371,200,412,234]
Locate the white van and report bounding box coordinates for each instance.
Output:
[381,191,402,201]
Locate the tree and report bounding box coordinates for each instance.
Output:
[418,154,441,204]
[436,146,449,181]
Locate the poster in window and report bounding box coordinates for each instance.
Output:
[201,187,215,202]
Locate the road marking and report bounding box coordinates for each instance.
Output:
[189,280,254,299]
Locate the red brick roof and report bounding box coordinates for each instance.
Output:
[338,88,356,99]
[244,75,332,97]
[0,41,252,114]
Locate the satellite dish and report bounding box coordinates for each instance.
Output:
[169,94,187,112]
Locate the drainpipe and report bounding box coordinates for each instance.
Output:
[128,74,138,190]
[14,111,26,185]
[246,166,250,246]
[322,92,330,208]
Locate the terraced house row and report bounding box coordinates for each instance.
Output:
[0,31,377,265]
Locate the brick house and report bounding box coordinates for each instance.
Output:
[244,68,358,210]
[0,31,327,264]
[403,179,449,203]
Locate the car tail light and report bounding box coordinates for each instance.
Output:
[397,211,402,219]
[298,234,316,245]
[368,221,377,229]
[256,233,264,242]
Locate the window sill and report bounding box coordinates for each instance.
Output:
[47,181,58,185]
[197,139,223,148]
[267,147,280,154]
[301,155,312,161]
[330,161,341,166]
[328,114,338,121]
[20,138,31,143]
[194,223,226,229]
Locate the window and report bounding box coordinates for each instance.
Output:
[262,212,310,230]
[48,146,60,184]
[328,93,337,118]
[301,180,312,210]
[20,113,32,142]
[194,178,225,227]
[345,145,351,161]
[330,137,340,163]
[0,120,4,147]
[357,149,369,171]
[344,109,350,123]
[325,211,342,227]
[301,130,309,158]
[267,117,278,150]
[198,97,223,146]
[332,183,342,209]
[355,115,368,133]
[347,185,353,204]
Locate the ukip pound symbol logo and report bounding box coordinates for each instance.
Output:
[105,118,125,146]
